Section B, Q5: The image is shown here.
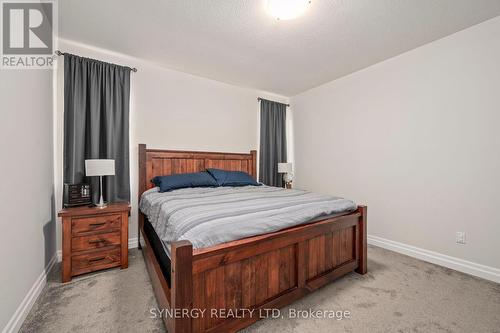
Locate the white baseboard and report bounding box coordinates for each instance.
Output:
[2,253,58,333]
[128,237,138,249]
[56,237,139,262]
[368,235,500,283]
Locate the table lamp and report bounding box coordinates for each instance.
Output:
[85,159,115,208]
[277,162,293,189]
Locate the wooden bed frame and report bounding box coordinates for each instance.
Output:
[138,144,367,333]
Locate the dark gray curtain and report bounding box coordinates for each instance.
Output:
[63,53,131,204]
[259,99,287,187]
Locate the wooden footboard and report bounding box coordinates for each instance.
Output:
[140,206,367,333]
[189,206,366,332]
[138,145,367,333]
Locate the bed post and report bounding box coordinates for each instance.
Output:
[138,144,147,250]
[250,149,257,180]
[355,205,367,274]
[171,240,193,333]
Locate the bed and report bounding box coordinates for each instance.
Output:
[138,144,367,333]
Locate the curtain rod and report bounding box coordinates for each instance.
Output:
[55,50,138,72]
[257,97,290,107]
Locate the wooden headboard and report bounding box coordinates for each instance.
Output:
[138,144,257,198]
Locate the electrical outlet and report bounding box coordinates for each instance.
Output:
[456,232,466,245]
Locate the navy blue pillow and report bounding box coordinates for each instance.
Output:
[152,171,218,192]
[206,168,260,187]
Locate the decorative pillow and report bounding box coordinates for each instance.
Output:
[152,171,219,192]
[206,168,260,187]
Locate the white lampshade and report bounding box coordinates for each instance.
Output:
[277,162,293,174]
[85,159,115,177]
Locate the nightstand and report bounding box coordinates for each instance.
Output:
[58,202,130,282]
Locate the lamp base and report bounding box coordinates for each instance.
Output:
[95,176,107,208]
[282,173,293,189]
[95,202,108,209]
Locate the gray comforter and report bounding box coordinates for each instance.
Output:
[139,185,357,251]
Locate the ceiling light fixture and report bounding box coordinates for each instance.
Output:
[266,0,311,20]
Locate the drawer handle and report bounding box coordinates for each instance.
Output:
[88,239,106,244]
[89,222,106,227]
[88,256,106,262]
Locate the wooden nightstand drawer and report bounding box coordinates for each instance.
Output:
[72,231,121,252]
[71,248,121,276]
[71,214,121,236]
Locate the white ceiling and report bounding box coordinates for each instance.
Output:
[59,0,500,96]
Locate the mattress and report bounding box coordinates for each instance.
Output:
[140,185,357,253]
[143,218,171,285]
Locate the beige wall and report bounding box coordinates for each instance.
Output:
[0,70,56,331]
[291,16,500,271]
[54,39,289,251]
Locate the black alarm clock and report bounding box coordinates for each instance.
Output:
[63,183,92,207]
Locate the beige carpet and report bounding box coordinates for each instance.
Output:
[20,246,500,333]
